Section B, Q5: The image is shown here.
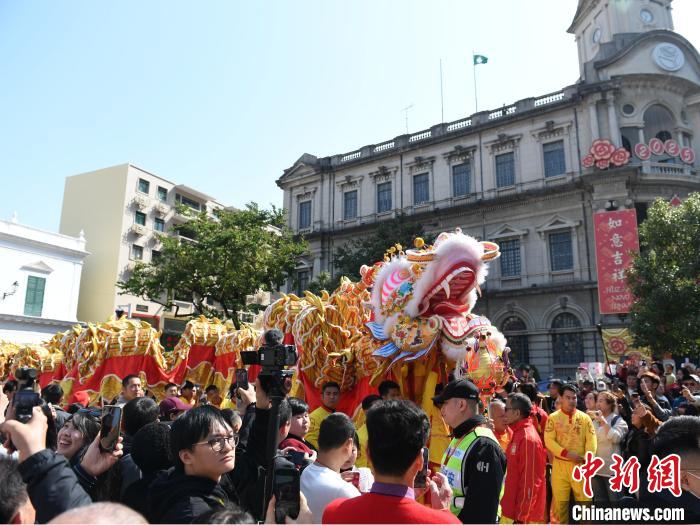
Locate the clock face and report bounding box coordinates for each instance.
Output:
[640,9,654,24]
[652,43,685,72]
[592,28,602,44]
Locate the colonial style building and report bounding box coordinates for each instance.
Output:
[277,0,700,378]
[0,215,88,343]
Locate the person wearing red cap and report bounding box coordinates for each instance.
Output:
[501,393,547,524]
[159,396,193,422]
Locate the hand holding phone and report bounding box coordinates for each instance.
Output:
[273,467,300,524]
[99,405,122,453]
[236,368,249,391]
[413,447,429,489]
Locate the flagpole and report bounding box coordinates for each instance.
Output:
[472,50,478,113]
[440,59,444,123]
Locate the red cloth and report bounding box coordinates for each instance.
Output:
[501,416,547,523]
[323,493,460,524]
[278,436,314,455]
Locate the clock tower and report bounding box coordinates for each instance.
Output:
[568,0,675,82]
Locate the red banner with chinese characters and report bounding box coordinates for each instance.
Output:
[593,209,640,314]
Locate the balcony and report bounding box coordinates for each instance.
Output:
[133,195,150,210]
[130,224,146,236]
[154,202,169,216]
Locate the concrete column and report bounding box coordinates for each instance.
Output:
[589,102,600,140]
[638,127,645,145]
[607,95,621,145]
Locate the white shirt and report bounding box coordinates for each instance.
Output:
[594,412,628,477]
[300,462,360,521]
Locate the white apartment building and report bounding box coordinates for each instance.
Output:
[0,215,88,343]
[277,0,700,378]
[59,163,225,329]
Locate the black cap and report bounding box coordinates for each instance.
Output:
[432,379,480,405]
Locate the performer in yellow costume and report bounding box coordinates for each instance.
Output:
[305,381,340,449]
[544,383,597,524]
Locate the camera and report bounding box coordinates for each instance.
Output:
[241,329,298,399]
[13,367,42,424]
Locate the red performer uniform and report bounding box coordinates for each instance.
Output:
[501,416,547,523]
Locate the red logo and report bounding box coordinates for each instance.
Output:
[582,153,595,168]
[609,453,641,494]
[572,452,605,498]
[610,147,631,167]
[591,139,616,161]
[647,454,682,497]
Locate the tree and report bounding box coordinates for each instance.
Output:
[332,216,425,284]
[306,271,334,296]
[627,193,700,358]
[118,203,307,328]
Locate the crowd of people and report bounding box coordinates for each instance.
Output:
[0,351,699,524]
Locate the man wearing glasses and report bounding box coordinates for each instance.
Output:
[147,405,238,523]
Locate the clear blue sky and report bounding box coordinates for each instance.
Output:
[1,0,699,232]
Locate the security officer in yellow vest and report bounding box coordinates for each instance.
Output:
[433,379,507,524]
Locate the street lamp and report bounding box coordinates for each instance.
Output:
[1,281,19,301]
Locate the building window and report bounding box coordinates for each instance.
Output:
[298,201,311,230]
[297,270,310,295]
[413,173,429,205]
[543,140,566,177]
[549,231,573,271]
[157,186,168,202]
[138,178,150,194]
[452,162,471,197]
[551,312,584,365]
[499,239,521,277]
[501,316,529,364]
[175,194,201,211]
[495,152,515,187]
[23,275,46,317]
[132,245,144,261]
[377,182,392,213]
[344,190,358,220]
[643,104,675,146]
[135,211,146,226]
[154,218,165,232]
[151,250,161,263]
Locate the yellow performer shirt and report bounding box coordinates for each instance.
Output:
[355,423,370,468]
[306,405,333,449]
[544,408,597,461]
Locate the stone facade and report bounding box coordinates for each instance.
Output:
[277,0,700,378]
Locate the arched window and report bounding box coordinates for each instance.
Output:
[643,105,677,162]
[502,315,529,365]
[551,313,583,365]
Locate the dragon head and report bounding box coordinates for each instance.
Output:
[366,229,500,368]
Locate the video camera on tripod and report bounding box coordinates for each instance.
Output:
[13,367,42,424]
[241,329,298,398]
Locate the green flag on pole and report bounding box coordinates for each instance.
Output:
[473,54,488,65]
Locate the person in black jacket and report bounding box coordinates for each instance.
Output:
[224,382,294,522]
[0,405,122,524]
[433,379,507,524]
[121,422,172,516]
[147,405,237,524]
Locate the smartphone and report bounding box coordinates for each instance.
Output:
[288,450,306,467]
[413,446,429,488]
[13,390,42,424]
[99,405,122,453]
[273,467,300,524]
[236,368,249,391]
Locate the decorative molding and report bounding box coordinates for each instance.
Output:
[536,214,581,237]
[336,175,363,189]
[20,260,54,274]
[488,223,529,240]
[443,145,478,162]
[294,187,317,201]
[485,133,522,153]
[406,156,435,174]
[531,121,573,142]
[369,165,398,183]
